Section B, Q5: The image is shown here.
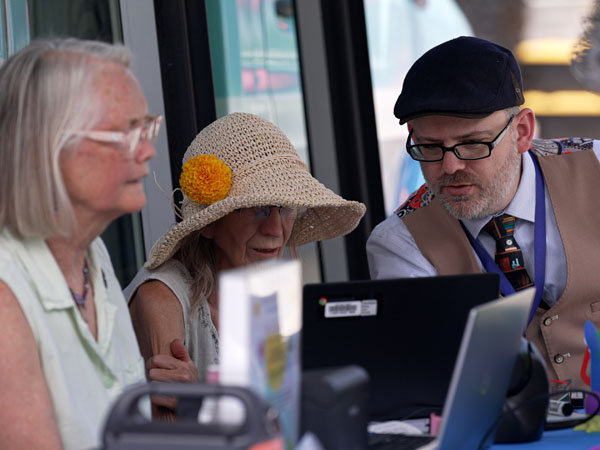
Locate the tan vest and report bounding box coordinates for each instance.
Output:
[403,150,600,388]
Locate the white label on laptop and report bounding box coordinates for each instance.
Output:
[361,299,377,316]
[324,299,378,318]
[325,301,361,318]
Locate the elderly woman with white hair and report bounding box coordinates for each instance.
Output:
[0,39,160,448]
[125,112,366,417]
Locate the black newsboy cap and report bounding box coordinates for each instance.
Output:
[394,36,525,124]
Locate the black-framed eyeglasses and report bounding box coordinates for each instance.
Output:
[406,116,514,162]
[238,206,307,223]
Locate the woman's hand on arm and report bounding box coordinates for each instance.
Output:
[129,281,199,382]
[144,338,199,411]
[0,281,62,449]
[146,338,199,383]
[128,280,199,418]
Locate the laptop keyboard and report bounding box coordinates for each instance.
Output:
[368,433,435,450]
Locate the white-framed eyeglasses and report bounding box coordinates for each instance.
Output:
[72,115,163,158]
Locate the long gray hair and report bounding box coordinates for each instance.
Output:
[176,232,218,321]
[0,38,132,238]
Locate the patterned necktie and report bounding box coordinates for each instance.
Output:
[483,214,534,291]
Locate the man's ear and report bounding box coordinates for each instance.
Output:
[514,108,536,155]
[199,222,216,239]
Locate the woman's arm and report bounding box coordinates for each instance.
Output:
[0,281,62,449]
[128,280,199,419]
[129,280,187,359]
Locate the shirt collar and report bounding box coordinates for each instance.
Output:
[462,151,536,238]
[5,228,94,311]
[4,231,73,310]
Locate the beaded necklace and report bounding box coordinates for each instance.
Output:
[69,262,90,307]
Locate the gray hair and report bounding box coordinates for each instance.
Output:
[0,38,132,238]
[176,232,218,324]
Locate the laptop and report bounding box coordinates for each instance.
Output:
[367,287,536,450]
[302,274,501,420]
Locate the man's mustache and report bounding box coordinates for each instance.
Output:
[436,171,483,192]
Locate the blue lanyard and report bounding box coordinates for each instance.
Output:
[461,152,546,326]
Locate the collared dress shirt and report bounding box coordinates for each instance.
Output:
[367,144,600,308]
[0,228,146,450]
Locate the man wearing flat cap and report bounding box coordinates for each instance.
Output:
[367,36,600,389]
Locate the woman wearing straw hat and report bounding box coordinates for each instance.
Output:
[125,112,365,415]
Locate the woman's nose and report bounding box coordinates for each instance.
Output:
[259,209,284,236]
[134,139,156,163]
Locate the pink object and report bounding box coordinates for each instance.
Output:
[429,412,443,436]
[205,364,219,385]
[585,390,600,415]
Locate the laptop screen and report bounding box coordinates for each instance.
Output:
[436,288,535,449]
[302,273,500,421]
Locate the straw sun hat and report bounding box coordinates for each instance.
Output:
[145,112,366,269]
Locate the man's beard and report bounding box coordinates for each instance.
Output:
[428,138,522,220]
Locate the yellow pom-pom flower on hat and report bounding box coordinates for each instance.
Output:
[180,154,232,205]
